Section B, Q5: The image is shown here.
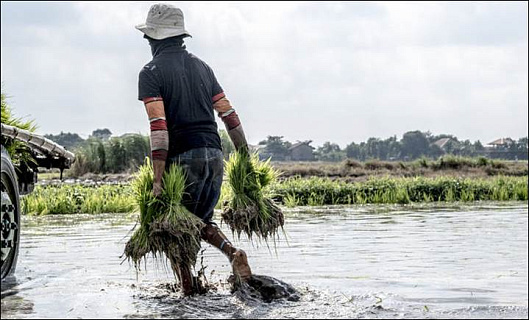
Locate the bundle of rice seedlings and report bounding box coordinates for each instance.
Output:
[222,150,284,242]
[124,158,204,277]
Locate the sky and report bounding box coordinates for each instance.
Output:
[1,1,527,148]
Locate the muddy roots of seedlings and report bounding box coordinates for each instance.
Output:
[222,199,284,241]
[149,216,204,271]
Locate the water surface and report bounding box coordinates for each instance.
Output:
[1,202,527,318]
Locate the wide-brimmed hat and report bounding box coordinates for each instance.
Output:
[135,3,191,40]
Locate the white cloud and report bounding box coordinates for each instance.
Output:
[1,1,527,148]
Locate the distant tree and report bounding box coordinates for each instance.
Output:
[517,137,528,152]
[345,141,369,161]
[367,137,399,160]
[70,134,150,176]
[316,142,345,162]
[258,136,291,160]
[44,132,85,150]
[386,136,401,160]
[91,128,112,140]
[319,142,341,154]
[473,140,485,152]
[346,136,401,161]
[443,139,462,155]
[458,139,475,157]
[219,129,235,159]
[121,134,150,168]
[96,139,106,172]
[105,137,126,173]
[345,142,361,160]
[255,131,526,163]
[400,131,430,160]
[72,137,106,174]
[366,138,382,159]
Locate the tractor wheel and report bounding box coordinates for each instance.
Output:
[1,147,21,280]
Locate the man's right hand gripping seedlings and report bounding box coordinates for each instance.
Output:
[136,3,251,296]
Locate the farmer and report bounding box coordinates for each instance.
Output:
[135,3,252,296]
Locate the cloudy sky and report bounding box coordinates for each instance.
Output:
[1,1,527,148]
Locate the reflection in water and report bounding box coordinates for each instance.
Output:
[1,202,527,319]
[1,276,19,298]
[1,276,34,317]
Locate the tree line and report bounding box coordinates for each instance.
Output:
[258,131,528,162]
[67,133,150,176]
[43,128,528,176]
[45,129,236,176]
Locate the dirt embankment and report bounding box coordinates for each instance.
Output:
[39,158,528,185]
[272,159,528,183]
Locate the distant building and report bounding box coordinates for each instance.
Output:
[253,140,316,161]
[486,138,514,149]
[482,137,527,160]
[288,140,315,161]
[432,138,453,152]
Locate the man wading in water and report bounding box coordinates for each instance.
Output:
[136,3,252,296]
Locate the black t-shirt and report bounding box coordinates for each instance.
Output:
[138,46,222,156]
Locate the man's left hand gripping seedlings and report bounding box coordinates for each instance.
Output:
[143,97,168,197]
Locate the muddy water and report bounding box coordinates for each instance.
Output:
[1,202,527,319]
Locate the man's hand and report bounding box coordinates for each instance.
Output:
[152,159,166,198]
[153,181,163,197]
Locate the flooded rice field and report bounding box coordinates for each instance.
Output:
[1,202,528,319]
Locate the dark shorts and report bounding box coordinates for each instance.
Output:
[166,147,223,224]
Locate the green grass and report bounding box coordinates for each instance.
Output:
[1,92,38,168]
[22,184,135,215]
[272,175,528,206]
[22,175,528,215]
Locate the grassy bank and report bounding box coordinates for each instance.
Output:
[22,184,135,215]
[22,176,528,215]
[273,176,528,207]
[38,155,528,183]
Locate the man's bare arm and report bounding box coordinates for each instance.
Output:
[212,93,248,151]
[143,97,168,196]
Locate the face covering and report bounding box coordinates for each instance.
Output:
[145,35,186,57]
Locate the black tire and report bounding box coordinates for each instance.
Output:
[1,146,20,280]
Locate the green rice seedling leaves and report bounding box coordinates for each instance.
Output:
[124,158,204,277]
[1,92,38,169]
[284,193,299,208]
[271,175,527,206]
[222,150,284,243]
[21,171,528,219]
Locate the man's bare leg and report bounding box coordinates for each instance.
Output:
[175,262,195,296]
[201,223,252,282]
